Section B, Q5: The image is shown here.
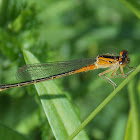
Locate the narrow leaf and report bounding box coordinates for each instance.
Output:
[121,0,140,18]
[0,123,29,140]
[68,65,140,140]
[23,50,89,140]
[125,79,140,140]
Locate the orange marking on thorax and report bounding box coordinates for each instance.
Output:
[95,57,118,69]
[98,57,117,64]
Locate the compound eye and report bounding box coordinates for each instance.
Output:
[120,50,128,57]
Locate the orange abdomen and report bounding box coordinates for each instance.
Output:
[74,64,97,74]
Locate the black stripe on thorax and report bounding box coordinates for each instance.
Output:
[99,55,120,60]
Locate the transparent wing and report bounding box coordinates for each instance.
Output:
[16,58,96,81]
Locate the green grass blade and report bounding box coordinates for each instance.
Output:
[121,0,140,18]
[67,65,140,140]
[125,78,140,140]
[23,50,89,140]
[0,123,30,140]
[124,111,133,140]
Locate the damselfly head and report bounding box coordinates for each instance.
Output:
[119,50,130,65]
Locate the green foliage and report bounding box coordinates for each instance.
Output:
[121,0,140,18]
[0,0,140,140]
[0,0,40,61]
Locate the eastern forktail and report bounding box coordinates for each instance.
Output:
[0,50,135,91]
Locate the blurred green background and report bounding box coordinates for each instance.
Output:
[0,0,140,140]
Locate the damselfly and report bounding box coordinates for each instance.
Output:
[0,50,135,91]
